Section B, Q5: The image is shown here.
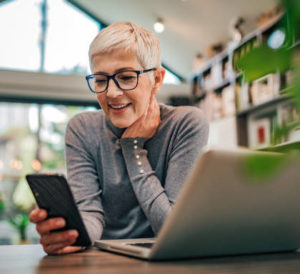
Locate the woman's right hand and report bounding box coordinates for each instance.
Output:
[29,208,82,255]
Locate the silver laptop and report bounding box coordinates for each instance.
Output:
[95,148,300,260]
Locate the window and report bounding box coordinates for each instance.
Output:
[0,0,41,71]
[0,102,97,244]
[44,0,100,74]
[163,67,182,85]
[0,0,100,74]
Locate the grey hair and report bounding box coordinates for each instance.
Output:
[89,21,161,73]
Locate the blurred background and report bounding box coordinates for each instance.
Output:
[0,0,299,244]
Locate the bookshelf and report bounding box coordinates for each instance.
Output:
[192,13,300,149]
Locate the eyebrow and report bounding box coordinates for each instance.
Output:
[94,67,137,75]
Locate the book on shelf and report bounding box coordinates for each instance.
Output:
[212,93,223,120]
[235,82,250,111]
[211,62,223,87]
[222,85,236,116]
[284,69,294,88]
[222,59,230,79]
[202,73,212,90]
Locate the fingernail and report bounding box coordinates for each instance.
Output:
[56,219,65,226]
[38,211,45,218]
[68,230,78,237]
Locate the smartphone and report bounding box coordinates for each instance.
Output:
[26,173,91,247]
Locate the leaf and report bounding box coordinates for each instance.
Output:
[243,154,287,182]
[237,46,292,82]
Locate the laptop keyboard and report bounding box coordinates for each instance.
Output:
[128,242,154,249]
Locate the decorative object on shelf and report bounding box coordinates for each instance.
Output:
[229,17,245,42]
[248,118,271,149]
[250,73,280,105]
[192,53,206,74]
[204,43,224,58]
[257,4,283,28]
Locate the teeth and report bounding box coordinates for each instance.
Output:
[111,104,129,109]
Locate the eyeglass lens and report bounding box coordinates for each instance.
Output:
[90,71,138,93]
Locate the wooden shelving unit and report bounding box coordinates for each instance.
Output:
[192,13,300,149]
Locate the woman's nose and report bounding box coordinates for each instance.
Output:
[106,79,124,98]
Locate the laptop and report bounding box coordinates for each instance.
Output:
[95,148,300,260]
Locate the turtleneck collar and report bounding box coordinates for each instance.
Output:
[105,116,126,139]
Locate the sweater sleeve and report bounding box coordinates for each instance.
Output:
[120,108,209,234]
[65,114,105,244]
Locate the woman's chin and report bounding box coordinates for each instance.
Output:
[111,119,134,129]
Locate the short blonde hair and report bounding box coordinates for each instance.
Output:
[89,21,161,71]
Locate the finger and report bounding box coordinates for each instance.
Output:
[44,241,81,255]
[36,218,66,235]
[40,230,78,246]
[29,209,47,223]
[58,246,84,255]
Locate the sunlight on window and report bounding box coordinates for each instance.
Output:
[0,0,41,71]
[44,0,100,74]
[163,68,181,85]
[0,0,99,74]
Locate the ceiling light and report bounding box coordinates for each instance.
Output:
[154,18,165,33]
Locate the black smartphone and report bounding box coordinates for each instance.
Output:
[26,173,91,247]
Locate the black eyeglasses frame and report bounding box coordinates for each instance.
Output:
[85,68,156,94]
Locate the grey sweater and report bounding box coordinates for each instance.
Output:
[65,104,209,243]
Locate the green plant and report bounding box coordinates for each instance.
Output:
[237,0,300,147]
[7,213,30,242]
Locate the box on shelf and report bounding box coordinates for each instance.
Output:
[250,73,280,105]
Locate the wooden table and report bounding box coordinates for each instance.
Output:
[1,244,300,274]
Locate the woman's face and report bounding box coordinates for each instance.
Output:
[92,49,156,128]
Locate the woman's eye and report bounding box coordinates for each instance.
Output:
[95,79,107,85]
[121,76,134,81]
[119,75,136,82]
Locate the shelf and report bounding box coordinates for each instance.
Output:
[259,140,300,153]
[213,78,232,92]
[192,11,298,149]
[194,93,206,102]
[236,94,292,117]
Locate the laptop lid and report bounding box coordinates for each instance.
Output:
[96,149,300,260]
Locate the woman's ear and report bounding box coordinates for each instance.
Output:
[152,67,165,95]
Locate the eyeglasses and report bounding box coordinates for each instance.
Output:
[85,68,156,94]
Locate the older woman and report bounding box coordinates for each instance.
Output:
[29,21,209,255]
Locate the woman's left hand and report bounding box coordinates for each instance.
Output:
[122,95,161,139]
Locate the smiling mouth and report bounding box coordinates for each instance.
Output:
[109,103,131,110]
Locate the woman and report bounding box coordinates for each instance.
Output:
[29,21,209,255]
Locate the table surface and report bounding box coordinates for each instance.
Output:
[1,244,300,274]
